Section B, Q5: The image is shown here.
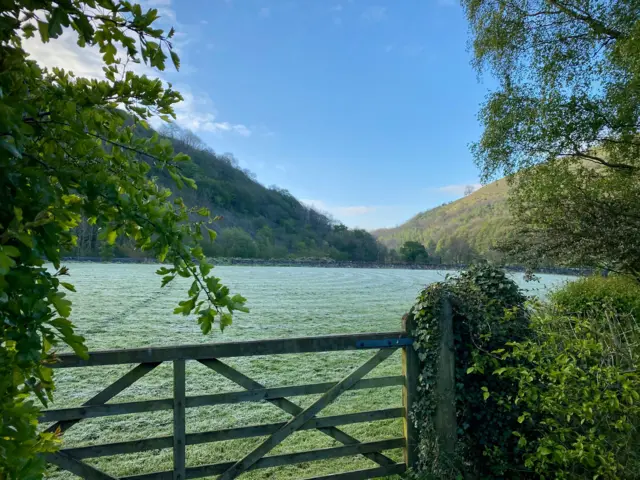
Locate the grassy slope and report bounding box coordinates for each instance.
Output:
[373,178,512,258]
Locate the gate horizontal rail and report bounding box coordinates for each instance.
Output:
[51,331,412,367]
[44,331,418,480]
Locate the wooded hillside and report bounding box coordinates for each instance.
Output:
[373,179,512,263]
[70,130,385,262]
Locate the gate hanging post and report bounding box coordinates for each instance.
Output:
[435,296,456,457]
[402,313,420,470]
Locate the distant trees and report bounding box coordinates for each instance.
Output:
[436,237,477,264]
[214,228,259,258]
[400,241,429,264]
[160,123,206,150]
[464,185,475,196]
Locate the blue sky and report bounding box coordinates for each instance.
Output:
[26,0,496,230]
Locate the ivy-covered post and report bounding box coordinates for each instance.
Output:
[402,312,420,470]
[435,296,456,456]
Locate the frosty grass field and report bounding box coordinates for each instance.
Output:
[45,263,572,479]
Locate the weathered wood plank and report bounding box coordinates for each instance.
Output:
[53,332,408,368]
[46,451,116,479]
[41,376,403,423]
[185,376,404,408]
[435,297,457,457]
[173,359,186,480]
[41,398,173,422]
[402,313,420,469]
[45,362,160,434]
[63,436,173,459]
[119,438,405,480]
[219,348,396,480]
[200,359,397,467]
[302,463,406,480]
[62,408,405,459]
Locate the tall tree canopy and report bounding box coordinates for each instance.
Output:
[0,1,246,476]
[463,0,640,274]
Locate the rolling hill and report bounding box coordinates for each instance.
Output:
[373,179,513,263]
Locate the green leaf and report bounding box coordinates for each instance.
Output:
[60,282,76,292]
[51,294,72,318]
[48,8,66,38]
[197,207,210,217]
[0,251,16,275]
[220,313,233,330]
[197,309,214,334]
[22,23,36,39]
[106,230,117,245]
[37,20,49,42]
[231,293,246,303]
[170,50,180,70]
[538,447,552,456]
[207,228,217,241]
[183,176,197,190]
[2,245,20,258]
[199,262,212,276]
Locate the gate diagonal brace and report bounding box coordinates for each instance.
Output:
[204,348,396,480]
[198,358,396,469]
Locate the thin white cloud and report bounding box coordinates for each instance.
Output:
[330,4,343,12]
[303,200,377,217]
[23,18,253,138]
[200,19,209,24]
[275,164,287,172]
[384,44,394,53]
[361,5,387,22]
[24,30,106,80]
[174,93,251,136]
[433,183,482,195]
[333,17,343,25]
[259,7,271,17]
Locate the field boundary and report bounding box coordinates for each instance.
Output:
[44,331,419,480]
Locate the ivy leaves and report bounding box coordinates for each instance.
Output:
[408,265,532,478]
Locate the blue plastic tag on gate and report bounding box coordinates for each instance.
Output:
[356,338,413,349]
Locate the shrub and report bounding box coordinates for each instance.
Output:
[551,275,640,318]
[408,264,534,478]
[497,307,640,479]
[409,266,640,479]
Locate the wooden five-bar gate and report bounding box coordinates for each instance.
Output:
[43,330,419,480]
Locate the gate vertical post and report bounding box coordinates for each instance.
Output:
[435,297,456,457]
[173,359,186,480]
[402,313,420,471]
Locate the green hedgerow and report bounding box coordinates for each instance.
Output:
[551,275,640,318]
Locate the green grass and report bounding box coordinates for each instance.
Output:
[44,264,569,479]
